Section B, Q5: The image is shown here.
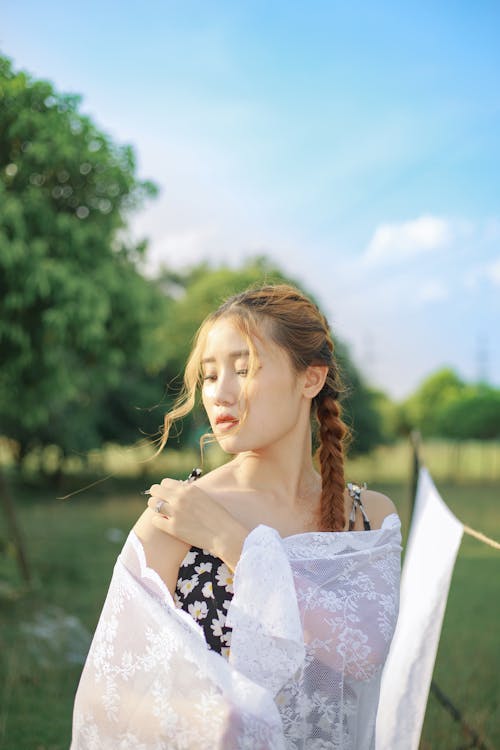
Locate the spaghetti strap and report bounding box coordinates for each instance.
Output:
[346,482,371,530]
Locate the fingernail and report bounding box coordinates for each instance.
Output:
[141,490,151,496]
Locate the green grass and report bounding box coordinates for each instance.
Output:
[0,468,498,749]
[3,437,500,485]
[345,438,500,484]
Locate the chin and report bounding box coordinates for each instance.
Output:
[214,429,255,454]
[215,435,241,454]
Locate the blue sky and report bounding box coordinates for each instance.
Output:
[2,1,499,398]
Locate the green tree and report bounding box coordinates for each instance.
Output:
[362,388,400,445]
[436,386,500,439]
[398,366,500,440]
[401,367,465,436]
[0,54,164,465]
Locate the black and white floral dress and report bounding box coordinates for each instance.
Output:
[174,545,234,659]
[174,469,370,659]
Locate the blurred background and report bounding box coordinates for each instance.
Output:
[0,2,498,748]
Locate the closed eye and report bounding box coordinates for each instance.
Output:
[202,369,248,381]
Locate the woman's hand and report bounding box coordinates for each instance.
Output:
[146,478,249,571]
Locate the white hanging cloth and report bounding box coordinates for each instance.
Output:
[376,467,464,750]
[71,515,401,749]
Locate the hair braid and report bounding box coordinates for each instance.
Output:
[315,391,349,531]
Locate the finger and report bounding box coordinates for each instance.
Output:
[146,483,165,499]
[147,496,169,515]
[161,476,185,488]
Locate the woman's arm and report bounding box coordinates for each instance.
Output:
[133,508,191,597]
[135,478,250,596]
[146,483,250,572]
[211,515,249,571]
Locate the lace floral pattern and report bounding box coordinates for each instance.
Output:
[71,517,402,749]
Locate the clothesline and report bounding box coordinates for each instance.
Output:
[414,456,499,552]
[462,524,500,550]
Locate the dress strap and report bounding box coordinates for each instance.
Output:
[346,482,371,530]
[185,468,203,482]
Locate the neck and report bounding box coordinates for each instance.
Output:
[229,416,321,510]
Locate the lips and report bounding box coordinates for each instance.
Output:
[215,415,239,425]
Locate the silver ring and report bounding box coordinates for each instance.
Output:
[154,499,167,514]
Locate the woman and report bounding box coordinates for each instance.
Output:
[71,283,401,749]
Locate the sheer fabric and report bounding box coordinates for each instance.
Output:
[376,468,463,749]
[71,515,401,749]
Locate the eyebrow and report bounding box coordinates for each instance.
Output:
[201,349,250,365]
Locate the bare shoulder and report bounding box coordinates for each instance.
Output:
[191,463,232,491]
[361,489,398,530]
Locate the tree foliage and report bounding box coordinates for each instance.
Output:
[399,367,500,440]
[0,53,165,462]
[434,386,500,440]
[400,368,465,436]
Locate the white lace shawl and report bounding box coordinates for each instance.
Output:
[71,515,401,750]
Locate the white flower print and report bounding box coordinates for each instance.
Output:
[202,580,214,599]
[71,515,401,748]
[180,550,198,567]
[215,562,233,592]
[318,588,344,612]
[195,561,213,574]
[337,627,374,680]
[178,574,199,596]
[210,609,226,638]
[187,600,208,620]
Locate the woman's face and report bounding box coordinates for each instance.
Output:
[201,317,304,453]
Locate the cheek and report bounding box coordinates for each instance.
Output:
[201,389,212,419]
[246,378,292,422]
[202,383,216,403]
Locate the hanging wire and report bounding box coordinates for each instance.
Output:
[462,524,500,550]
[430,681,492,750]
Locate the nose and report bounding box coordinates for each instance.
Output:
[212,369,238,406]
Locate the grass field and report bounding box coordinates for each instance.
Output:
[0,447,498,749]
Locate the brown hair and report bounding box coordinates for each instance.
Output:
[156,283,351,531]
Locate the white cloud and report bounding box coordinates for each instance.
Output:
[417,279,449,302]
[148,227,218,269]
[486,257,500,286]
[361,215,453,267]
[462,254,500,289]
[462,267,482,291]
[483,218,500,242]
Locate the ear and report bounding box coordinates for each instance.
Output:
[302,365,328,399]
